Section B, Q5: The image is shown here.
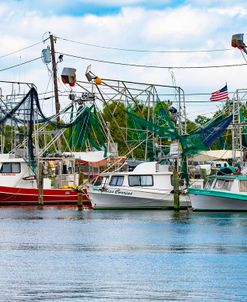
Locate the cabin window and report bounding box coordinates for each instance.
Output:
[204,178,214,189]
[140,175,153,186]
[0,162,21,173]
[128,175,153,186]
[103,176,109,186]
[239,180,247,192]
[93,176,103,186]
[213,178,233,191]
[109,175,124,186]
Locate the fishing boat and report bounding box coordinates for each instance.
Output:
[0,154,90,206]
[88,161,191,210]
[0,186,79,206]
[188,165,247,211]
[0,78,108,207]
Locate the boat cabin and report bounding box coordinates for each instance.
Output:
[0,154,37,188]
[203,174,247,194]
[93,161,175,191]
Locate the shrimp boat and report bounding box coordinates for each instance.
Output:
[84,72,235,210]
[189,79,247,211]
[0,80,107,207]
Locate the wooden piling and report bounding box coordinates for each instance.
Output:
[37,160,44,209]
[77,166,84,210]
[173,161,180,211]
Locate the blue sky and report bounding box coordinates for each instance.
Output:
[0,0,247,119]
[10,0,244,16]
[13,0,187,16]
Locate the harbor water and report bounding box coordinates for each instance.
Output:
[0,207,247,301]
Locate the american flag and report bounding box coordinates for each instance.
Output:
[210,85,228,102]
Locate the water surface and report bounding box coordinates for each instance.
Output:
[0,207,246,301]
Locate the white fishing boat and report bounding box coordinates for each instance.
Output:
[188,166,247,211]
[88,161,191,210]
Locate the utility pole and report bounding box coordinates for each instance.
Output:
[49,33,60,123]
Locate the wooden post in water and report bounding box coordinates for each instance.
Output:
[77,165,84,210]
[173,160,180,211]
[38,160,44,209]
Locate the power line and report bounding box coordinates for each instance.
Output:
[0,57,41,72]
[0,41,44,60]
[57,36,233,54]
[57,51,247,69]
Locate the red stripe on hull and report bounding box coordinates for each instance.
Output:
[0,185,91,207]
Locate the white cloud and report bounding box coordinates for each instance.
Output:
[0,3,11,15]
[208,5,247,18]
[0,1,246,119]
[141,6,220,46]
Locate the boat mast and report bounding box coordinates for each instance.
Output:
[231,34,247,162]
[232,90,243,162]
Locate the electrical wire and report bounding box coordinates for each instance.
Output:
[57,51,247,69]
[0,57,41,72]
[0,41,43,60]
[57,36,233,54]
[240,50,247,64]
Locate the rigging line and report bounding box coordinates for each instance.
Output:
[56,36,232,54]
[240,50,247,64]
[0,57,41,72]
[57,52,247,69]
[0,41,43,59]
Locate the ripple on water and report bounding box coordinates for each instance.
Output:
[0,209,247,301]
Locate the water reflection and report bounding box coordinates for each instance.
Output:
[0,208,247,301]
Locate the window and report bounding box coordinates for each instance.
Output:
[102,176,109,186]
[204,178,214,190]
[140,175,153,186]
[128,175,153,187]
[239,180,247,192]
[109,176,124,186]
[0,162,21,173]
[12,163,21,173]
[93,177,103,186]
[128,175,140,186]
[1,163,12,173]
[213,178,233,191]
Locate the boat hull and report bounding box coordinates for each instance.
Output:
[189,188,247,211]
[0,185,91,206]
[89,187,190,210]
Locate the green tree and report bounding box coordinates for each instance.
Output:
[102,101,128,156]
[195,115,210,126]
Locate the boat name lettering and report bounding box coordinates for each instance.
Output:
[106,188,132,196]
[1,173,16,176]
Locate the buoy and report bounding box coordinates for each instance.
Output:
[95,77,102,85]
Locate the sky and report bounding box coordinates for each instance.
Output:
[0,0,247,120]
